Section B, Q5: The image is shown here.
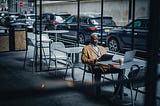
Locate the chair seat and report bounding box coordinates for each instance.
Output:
[50,51,68,59]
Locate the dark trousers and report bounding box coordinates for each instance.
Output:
[92,65,124,96]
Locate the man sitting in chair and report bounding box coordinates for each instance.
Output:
[81,33,124,95]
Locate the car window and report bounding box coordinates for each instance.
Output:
[28,15,35,19]
[127,20,148,29]
[55,16,64,23]
[90,18,116,26]
[50,15,55,20]
[17,15,25,19]
[134,21,142,28]
[90,19,99,25]
[66,16,76,24]
[0,12,9,17]
[80,17,88,24]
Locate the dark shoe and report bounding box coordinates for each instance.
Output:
[123,93,128,96]
[114,91,128,96]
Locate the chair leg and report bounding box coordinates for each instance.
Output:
[23,50,28,70]
[134,88,139,101]
[130,84,135,106]
[82,71,86,84]
[48,57,51,71]
[102,74,105,82]
[32,46,37,72]
[55,59,57,76]
[92,73,94,83]
[64,62,70,80]
[42,48,49,68]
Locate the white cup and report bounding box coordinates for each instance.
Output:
[119,58,124,65]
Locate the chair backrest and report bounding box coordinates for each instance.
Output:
[36,33,50,41]
[50,42,65,50]
[83,63,93,73]
[36,34,51,47]
[50,42,67,57]
[27,38,34,47]
[127,64,146,88]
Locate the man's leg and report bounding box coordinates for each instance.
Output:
[109,67,125,97]
[92,66,102,96]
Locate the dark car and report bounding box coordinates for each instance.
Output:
[15,14,36,31]
[55,12,71,21]
[106,17,149,52]
[41,13,70,30]
[56,14,116,44]
[0,11,8,25]
[0,12,20,27]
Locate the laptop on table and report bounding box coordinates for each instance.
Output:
[112,50,136,63]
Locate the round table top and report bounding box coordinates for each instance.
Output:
[43,30,69,34]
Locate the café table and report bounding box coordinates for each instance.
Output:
[43,30,69,42]
[55,46,83,80]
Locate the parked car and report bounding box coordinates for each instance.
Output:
[106,17,149,52]
[0,11,8,25]
[15,14,36,31]
[41,13,68,30]
[55,12,71,21]
[0,12,20,27]
[56,14,116,44]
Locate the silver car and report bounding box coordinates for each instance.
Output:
[15,14,36,31]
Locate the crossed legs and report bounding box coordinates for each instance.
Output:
[92,66,124,96]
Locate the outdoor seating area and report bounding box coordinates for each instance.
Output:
[0,0,160,106]
[0,42,148,106]
[10,32,150,106]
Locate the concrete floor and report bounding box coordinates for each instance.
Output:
[0,45,147,106]
[0,32,152,106]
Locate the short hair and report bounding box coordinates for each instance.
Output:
[90,33,98,39]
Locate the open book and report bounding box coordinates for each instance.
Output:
[99,54,114,61]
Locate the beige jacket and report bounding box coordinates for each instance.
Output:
[81,44,107,65]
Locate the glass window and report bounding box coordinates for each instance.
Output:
[90,17,116,26]
[66,16,75,24]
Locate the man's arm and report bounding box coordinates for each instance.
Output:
[81,47,95,65]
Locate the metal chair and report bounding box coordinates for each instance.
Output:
[62,46,84,80]
[82,64,115,84]
[124,64,146,106]
[23,37,35,71]
[23,34,52,72]
[48,42,68,74]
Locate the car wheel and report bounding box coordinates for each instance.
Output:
[108,38,120,52]
[0,17,5,25]
[79,33,85,44]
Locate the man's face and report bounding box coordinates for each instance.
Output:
[91,35,98,45]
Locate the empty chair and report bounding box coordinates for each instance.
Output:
[124,64,146,106]
[24,33,52,72]
[64,53,84,80]
[48,42,68,74]
[23,37,35,71]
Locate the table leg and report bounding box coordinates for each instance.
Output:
[55,33,57,42]
[95,73,101,96]
[120,69,125,100]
